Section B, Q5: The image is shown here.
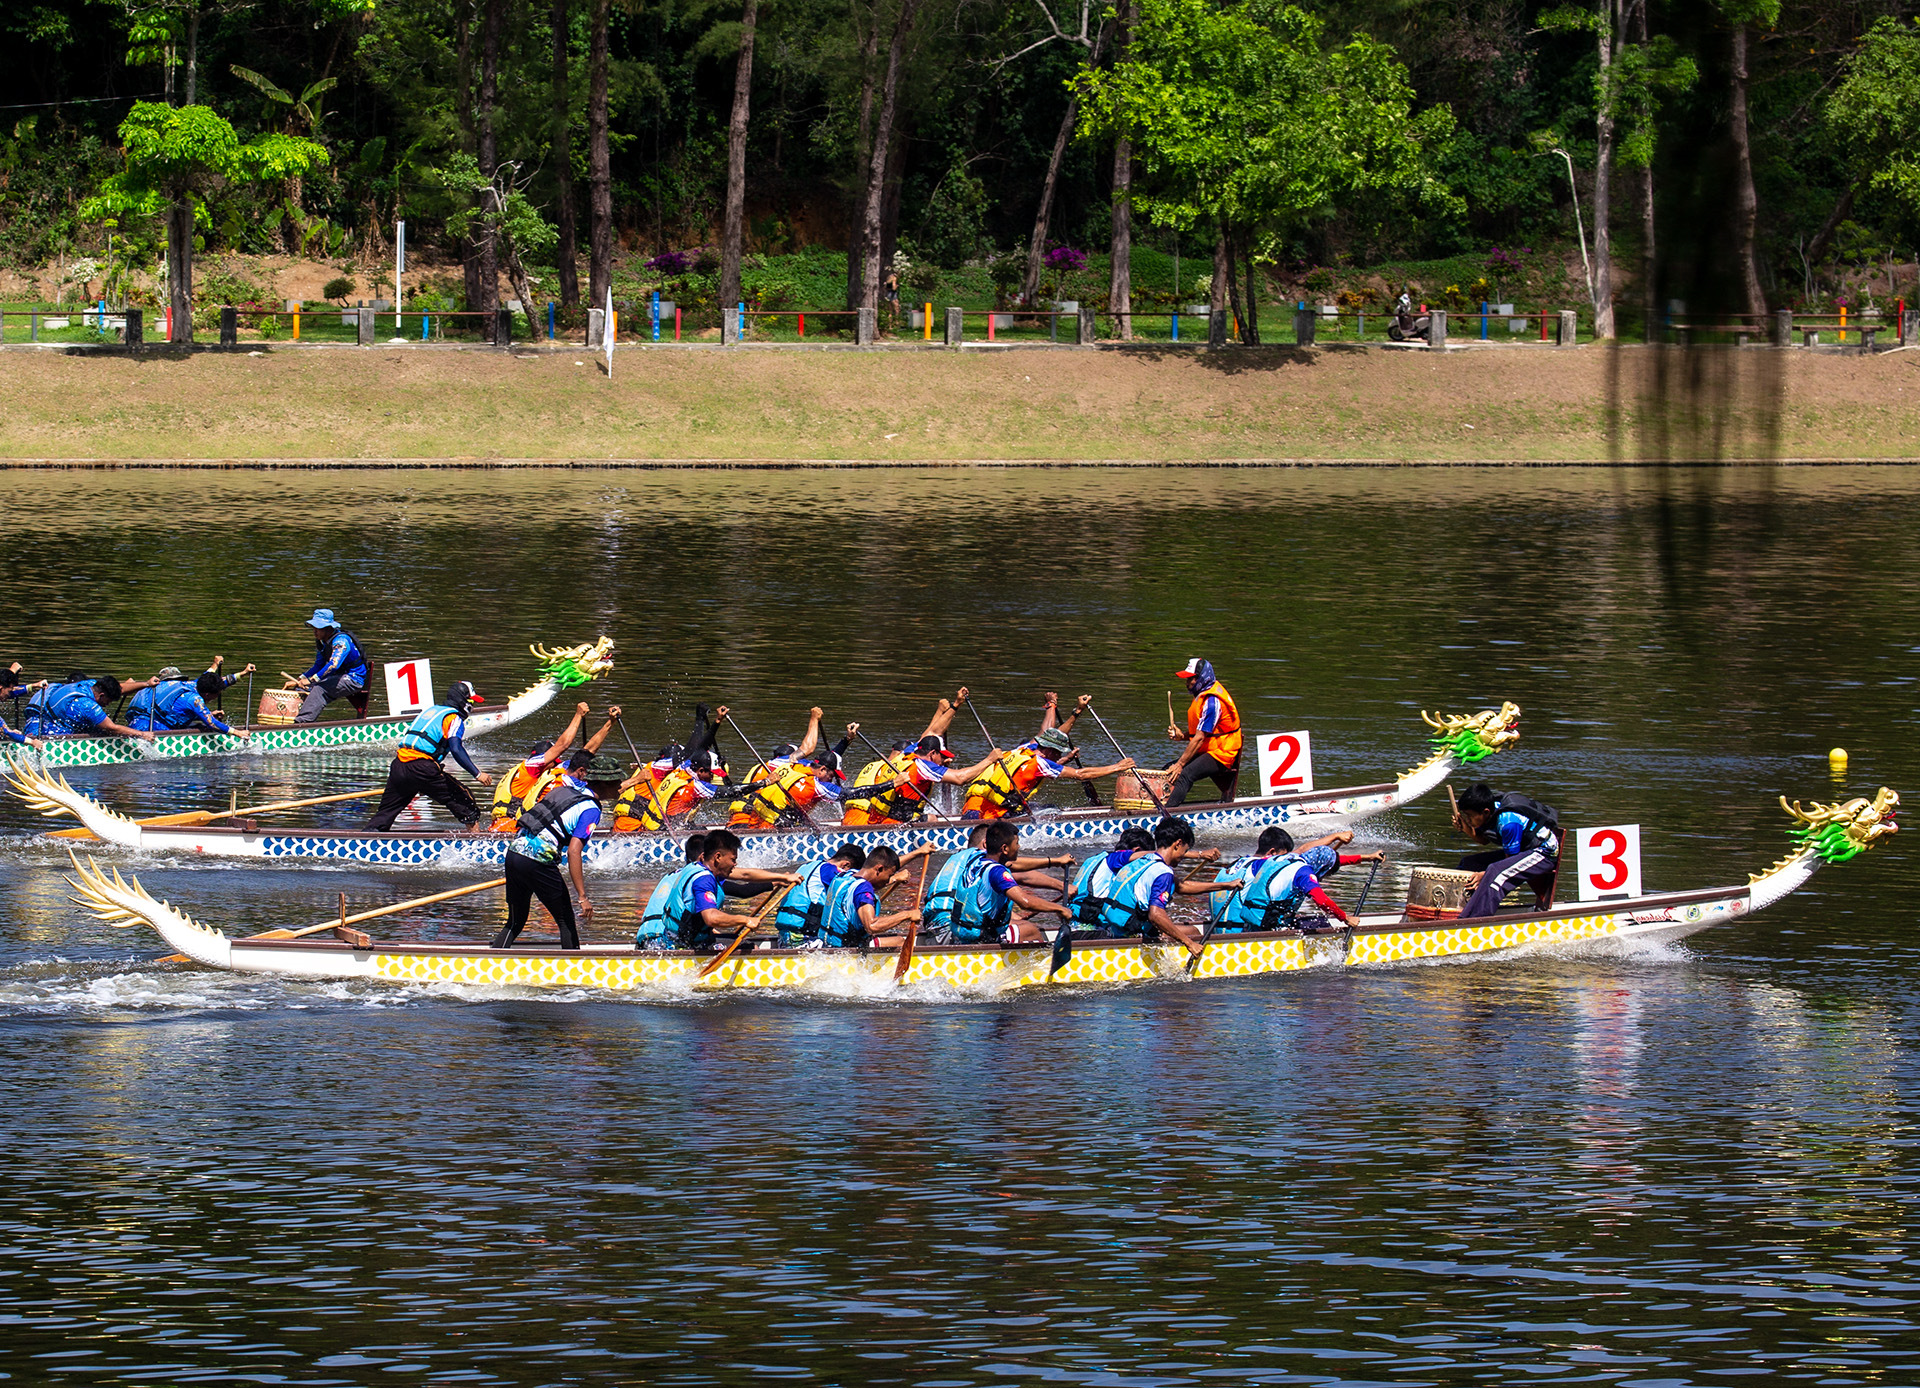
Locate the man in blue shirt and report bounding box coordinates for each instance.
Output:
[1453,781,1561,918]
[635,829,799,951]
[948,821,1074,945]
[491,750,601,950]
[293,608,371,722]
[23,675,157,742]
[129,664,255,737]
[1,665,46,747]
[815,845,924,948]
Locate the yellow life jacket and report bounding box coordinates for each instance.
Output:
[841,753,908,826]
[727,759,816,828]
[491,760,564,831]
[616,767,706,831]
[963,746,1047,819]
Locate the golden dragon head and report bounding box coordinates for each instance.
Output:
[531,636,616,688]
[1780,786,1899,863]
[1419,701,1522,764]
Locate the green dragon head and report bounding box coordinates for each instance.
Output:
[532,637,616,690]
[1421,701,1522,764]
[1781,787,1900,864]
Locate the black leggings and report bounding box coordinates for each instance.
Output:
[1165,753,1239,807]
[494,850,581,949]
[365,756,482,830]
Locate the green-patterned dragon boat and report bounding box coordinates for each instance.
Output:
[24,639,614,769]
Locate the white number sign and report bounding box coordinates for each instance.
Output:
[1254,730,1314,797]
[1576,824,1642,901]
[383,658,435,718]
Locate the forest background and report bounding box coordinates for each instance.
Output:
[4,0,1920,345]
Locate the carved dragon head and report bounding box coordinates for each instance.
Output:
[1780,786,1900,864]
[531,636,616,689]
[1419,701,1522,764]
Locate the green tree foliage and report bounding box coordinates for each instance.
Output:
[1825,17,1920,220]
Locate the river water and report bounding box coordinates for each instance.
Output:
[2,465,1917,1386]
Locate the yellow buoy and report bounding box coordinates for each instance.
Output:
[1829,747,1849,775]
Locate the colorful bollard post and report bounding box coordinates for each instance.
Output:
[738,301,746,339]
[548,302,555,340]
[421,312,430,341]
[651,290,660,342]
[675,306,682,341]
[292,302,301,341]
[798,311,805,339]
[1171,311,1179,342]
[1840,304,1848,345]
[163,305,171,342]
[1480,300,1489,340]
[923,302,932,341]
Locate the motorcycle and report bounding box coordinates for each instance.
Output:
[1387,292,1432,343]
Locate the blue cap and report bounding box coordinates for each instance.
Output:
[307,608,338,629]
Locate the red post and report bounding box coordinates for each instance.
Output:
[1539,309,1546,342]
[798,312,805,339]
[987,310,995,342]
[675,306,682,341]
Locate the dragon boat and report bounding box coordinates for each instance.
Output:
[65,789,1898,996]
[21,639,615,769]
[9,705,1521,871]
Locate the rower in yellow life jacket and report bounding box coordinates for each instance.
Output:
[488,702,623,832]
[841,733,1001,826]
[610,702,730,832]
[725,709,852,829]
[1163,657,1243,808]
[962,719,1136,819]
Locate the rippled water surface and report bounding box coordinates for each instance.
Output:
[3,465,1919,1385]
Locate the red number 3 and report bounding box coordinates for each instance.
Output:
[1588,829,1629,892]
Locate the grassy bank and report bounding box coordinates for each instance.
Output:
[1,343,1915,463]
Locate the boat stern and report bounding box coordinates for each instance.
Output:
[64,852,232,969]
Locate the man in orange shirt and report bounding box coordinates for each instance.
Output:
[1164,657,1243,807]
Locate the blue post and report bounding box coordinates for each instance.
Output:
[421,312,430,341]
[548,302,555,340]
[651,290,660,342]
[99,298,107,334]
[1171,311,1179,342]
[1480,301,1488,340]
[738,301,746,338]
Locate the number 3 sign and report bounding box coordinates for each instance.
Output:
[1576,824,1642,901]
[1254,730,1314,797]
[383,658,435,718]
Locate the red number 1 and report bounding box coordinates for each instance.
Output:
[396,661,420,706]
[1266,734,1303,789]
[1588,829,1629,891]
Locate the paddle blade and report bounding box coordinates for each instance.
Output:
[893,919,919,983]
[1048,922,1072,978]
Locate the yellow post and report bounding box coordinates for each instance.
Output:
[292,304,300,340]
[1840,304,1847,344]
[924,302,932,341]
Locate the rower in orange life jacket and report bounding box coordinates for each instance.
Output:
[840,687,973,827]
[962,694,1136,819]
[1163,658,1243,808]
[489,702,623,832]
[728,709,855,829]
[611,702,731,832]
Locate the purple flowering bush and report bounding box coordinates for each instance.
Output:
[646,250,694,275]
[1044,246,1088,273]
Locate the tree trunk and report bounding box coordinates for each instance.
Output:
[1020,98,1077,306]
[1590,0,1616,339]
[1108,0,1134,339]
[457,0,481,314]
[845,7,880,310]
[858,0,917,315]
[1222,224,1244,340]
[552,0,579,306]
[1730,22,1766,319]
[185,1,200,104]
[1804,180,1861,270]
[588,0,613,315]
[1210,229,1228,314]
[476,0,504,339]
[720,0,759,318]
[495,186,543,340]
[168,197,194,344]
[1239,229,1260,345]
[1629,0,1654,340]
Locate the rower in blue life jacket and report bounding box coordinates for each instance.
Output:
[1081,818,1210,957]
[129,659,256,737]
[1452,781,1561,918]
[1064,826,1157,930]
[1211,827,1376,933]
[491,749,603,951]
[23,674,159,742]
[921,822,1075,940]
[293,609,371,722]
[1,665,47,748]
[815,845,924,949]
[775,842,867,947]
[938,821,1073,946]
[364,681,494,830]
[634,828,800,951]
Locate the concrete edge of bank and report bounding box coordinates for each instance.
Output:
[2,457,1916,470]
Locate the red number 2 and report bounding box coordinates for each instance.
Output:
[395,661,420,707]
[1588,829,1629,891]
[1266,734,1303,790]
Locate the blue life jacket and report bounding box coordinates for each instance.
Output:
[636,863,713,949]
[1218,854,1309,931]
[923,848,986,932]
[24,681,106,736]
[774,858,834,944]
[398,704,461,761]
[1067,851,1129,927]
[951,858,1013,943]
[817,872,871,949]
[128,679,214,732]
[1092,855,1166,936]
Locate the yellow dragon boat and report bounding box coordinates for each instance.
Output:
[65,790,1897,997]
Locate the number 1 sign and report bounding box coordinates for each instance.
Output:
[1576,824,1642,901]
[383,658,435,718]
[1254,731,1314,797]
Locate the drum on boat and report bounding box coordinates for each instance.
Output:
[257,687,302,726]
[1405,865,1476,920]
[1112,768,1175,813]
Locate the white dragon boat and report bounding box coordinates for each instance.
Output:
[22,639,615,768]
[9,705,1521,870]
[64,789,1898,995]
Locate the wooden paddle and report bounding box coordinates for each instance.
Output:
[1046,859,1075,979]
[698,881,795,978]
[49,786,384,839]
[893,854,932,983]
[246,876,507,943]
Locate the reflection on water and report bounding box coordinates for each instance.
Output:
[3,465,1919,1384]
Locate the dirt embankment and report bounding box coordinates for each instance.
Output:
[0,343,1915,463]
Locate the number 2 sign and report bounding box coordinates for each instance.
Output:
[1254,730,1314,797]
[1576,824,1642,901]
[383,658,435,718]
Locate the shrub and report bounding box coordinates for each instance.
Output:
[323,275,356,304]
[646,250,693,275]
[1044,245,1088,274]
[906,260,942,293]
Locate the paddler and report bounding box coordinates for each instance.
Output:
[490,750,603,951]
[489,702,623,832]
[962,695,1133,818]
[774,842,867,946]
[364,680,493,830]
[633,828,800,951]
[923,822,1075,939]
[1062,826,1156,929]
[23,674,158,742]
[841,689,969,824]
[945,822,1073,945]
[610,703,730,831]
[815,845,924,948]
[1081,818,1209,956]
[840,731,999,828]
[1211,827,1378,933]
[1163,657,1243,807]
[1452,781,1561,918]
[1,665,46,748]
[292,608,371,722]
[727,709,854,829]
[128,662,256,738]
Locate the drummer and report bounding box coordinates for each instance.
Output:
[1452,781,1560,918]
[293,608,371,722]
[1163,658,1243,806]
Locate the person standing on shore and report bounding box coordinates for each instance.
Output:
[293,609,370,723]
[364,680,493,830]
[1164,658,1243,807]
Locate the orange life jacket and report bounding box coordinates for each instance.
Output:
[727,760,823,828]
[842,757,936,826]
[613,766,710,831]
[963,746,1051,819]
[1187,681,1243,763]
[489,758,565,832]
